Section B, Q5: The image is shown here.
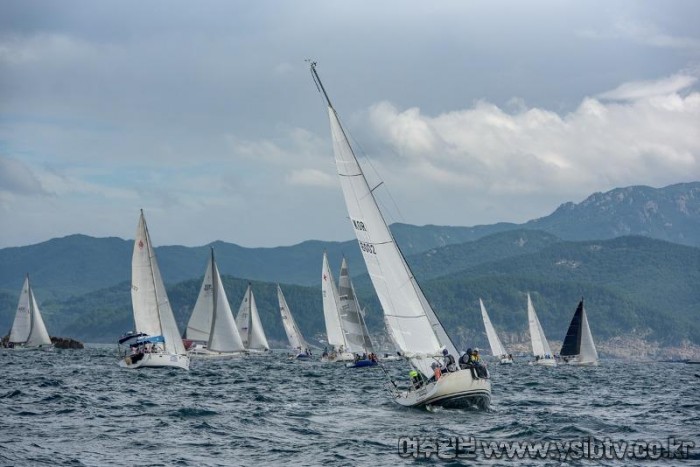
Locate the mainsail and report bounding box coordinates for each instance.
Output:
[187,249,244,353]
[560,299,598,363]
[480,299,507,357]
[527,293,553,358]
[131,211,186,356]
[235,285,270,351]
[321,252,346,350]
[337,257,374,353]
[9,275,51,347]
[311,63,456,379]
[278,284,309,351]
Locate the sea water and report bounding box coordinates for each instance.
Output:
[1,347,698,466]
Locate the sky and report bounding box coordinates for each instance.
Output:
[1,0,699,248]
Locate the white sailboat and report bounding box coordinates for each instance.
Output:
[118,210,189,370]
[560,298,599,366]
[338,257,377,368]
[185,248,245,358]
[321,252,354,362]
[235,284,270,352]
[479,299,513,364]
[277,284,312,359]
[5,274,53,350]
[527,293,556,366]
[311,62,490,409]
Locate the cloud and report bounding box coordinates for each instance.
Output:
[285,168,335,187]
[578,18,700,50]
[597,73,697,100]
[361,72,700,205]
[0,155,46,195]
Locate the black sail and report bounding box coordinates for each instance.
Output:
[560,300,584,356]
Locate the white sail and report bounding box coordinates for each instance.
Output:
[321,252,346,349]
[579,306,598,363]
[188,250,244,353]
[9,275,51,347]
[235,285,269,351]
[131,211,186,356]
[186,255,215,342]
[321,82,456,379]
[278,285,309,351]
[527,293,553,358]
[479,299,507,357]
[337,257,374,353]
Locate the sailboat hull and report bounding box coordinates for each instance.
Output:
[322,352,355,362]
[530,359,557,366]
[395,370,491,410]
[561,358,598,366]
[187,346,246,359]
[3,344,53,351]
[119,353,190,370]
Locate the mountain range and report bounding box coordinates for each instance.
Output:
[1,182,698,356]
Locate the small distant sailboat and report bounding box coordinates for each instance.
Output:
[338,258,377,368]
[527,293,556,366]
[118,210,189,370]
[4,275,52,350]
[185,248,245,358]
[479,299,513,364]
[235,284,270,353]
[560,298,599,366]
[277,285,313,360]
[311,62,490,409]
[321,252,354,362]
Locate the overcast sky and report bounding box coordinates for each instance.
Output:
[1,0,699,248]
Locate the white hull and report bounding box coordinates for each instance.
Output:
[499,358,514,365]
[561,359,598,366]
[188,348,245,359]
[3,344,53,351]
[119,353,190,370]
[322,352,355,362]
[530,359,557,366]
[395,370,491,409]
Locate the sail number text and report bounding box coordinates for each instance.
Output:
[359,241,376,255]
[352,219,367,232]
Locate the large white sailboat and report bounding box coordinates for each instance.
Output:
[277,284,312,360]
[185,248,245,358]
[310,62,490,409]
[5,275,52,350]
[479,299,513,364]
[118,210,189,370]
[527,293,556,366]
[560,298,599,366]
[235,284,270,352]
[321,252,354,362]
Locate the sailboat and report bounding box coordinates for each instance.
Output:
[185,248,245,358]
[560,298,599,366]
[310,62,490,409]
[118,210,189,370]
[5,274,53,350]
[235,284,270,353]
[277,284,313,360]
[337,257,377,368]
[321,252,354,362]
[526,293,556,366]
[479,299,513,364]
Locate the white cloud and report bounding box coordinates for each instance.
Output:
[0,155,46,195]
[597,73,697,100]
[578,18,700,50]
[285,168,335,187]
